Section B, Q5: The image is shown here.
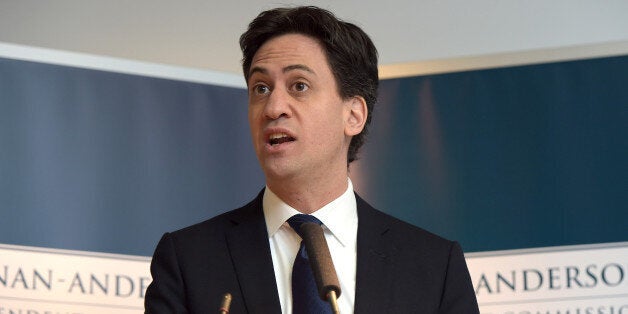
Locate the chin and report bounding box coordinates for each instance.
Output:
[262,162,299,182]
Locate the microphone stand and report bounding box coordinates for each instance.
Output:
[327,290,340,314]
[300,222,342,314]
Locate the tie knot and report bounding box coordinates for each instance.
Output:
[287,214,322,237]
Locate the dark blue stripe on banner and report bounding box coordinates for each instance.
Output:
[0,57,263,256]
[1,55,626,255]
[357,55,628,252]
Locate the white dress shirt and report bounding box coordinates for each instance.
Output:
[263,178,358,314]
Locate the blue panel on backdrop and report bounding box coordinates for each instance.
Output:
[2,55,627,256]
[355,55,628,252]
[0,57,264,256]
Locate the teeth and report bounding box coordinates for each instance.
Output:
[268,132,293,146]
[269,133,289,140]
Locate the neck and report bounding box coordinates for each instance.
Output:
[266,170,348,214]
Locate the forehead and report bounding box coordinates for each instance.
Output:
[249,33,330,74]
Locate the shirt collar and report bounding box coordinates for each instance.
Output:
[263,178,358,247]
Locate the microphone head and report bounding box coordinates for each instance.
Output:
[219,293,232,313]
[300,222,342,300]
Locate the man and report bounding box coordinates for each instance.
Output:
[145,6,479,313]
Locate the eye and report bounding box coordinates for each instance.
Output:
[292,82,309,92]
[252,84,270,95]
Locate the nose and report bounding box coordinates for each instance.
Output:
[263,88,291,120]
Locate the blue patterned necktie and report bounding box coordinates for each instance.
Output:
[287,214,332,314]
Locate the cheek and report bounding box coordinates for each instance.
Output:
[248,109,261,142]
[248,106,259,127]
[310,110,345,141]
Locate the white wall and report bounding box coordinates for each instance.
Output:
[1,0,628,75]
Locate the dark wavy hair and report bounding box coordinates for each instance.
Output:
[240,6,379,164]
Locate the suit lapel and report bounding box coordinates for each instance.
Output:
[353,195,398,313]
[225,192,282,314]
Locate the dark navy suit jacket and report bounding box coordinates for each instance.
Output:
[145,191,479,313]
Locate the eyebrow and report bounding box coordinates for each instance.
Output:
[283,64,315,74]
[248,64,315,78]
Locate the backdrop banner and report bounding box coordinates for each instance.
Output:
[467,242,628,314]
[0,243,150,314]
[2,242,627,313]
[1,51,626,313]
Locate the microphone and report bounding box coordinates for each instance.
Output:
[300,222,342,313]
[218,293,232,314]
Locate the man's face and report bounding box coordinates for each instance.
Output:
[247,33,356,183]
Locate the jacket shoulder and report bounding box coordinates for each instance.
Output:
[166,192,264,249]
[357,195,453,245]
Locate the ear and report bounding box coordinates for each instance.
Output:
[344,96,368,137]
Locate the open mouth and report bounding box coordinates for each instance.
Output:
[269,133,296,146]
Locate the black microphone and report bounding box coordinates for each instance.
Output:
[300,222,341,313]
